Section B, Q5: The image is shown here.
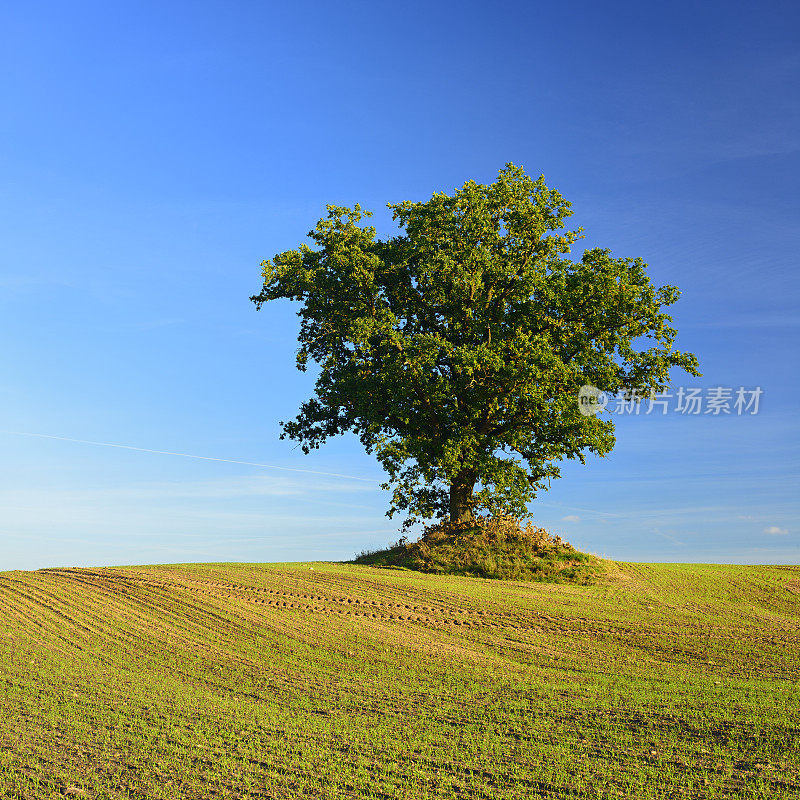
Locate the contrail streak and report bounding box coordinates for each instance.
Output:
[0,431,380,483]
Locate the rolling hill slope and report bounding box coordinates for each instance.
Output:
[0,562,798,799]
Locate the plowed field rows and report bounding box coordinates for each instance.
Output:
[0,562,798,798]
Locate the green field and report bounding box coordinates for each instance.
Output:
[0,562,798,799]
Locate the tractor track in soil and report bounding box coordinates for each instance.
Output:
[10,568,795,649]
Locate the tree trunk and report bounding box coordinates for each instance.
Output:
[449,473,476,524]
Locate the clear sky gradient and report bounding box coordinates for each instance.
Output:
[1,0,798,569]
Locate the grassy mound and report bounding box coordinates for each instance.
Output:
[354,516,601,583]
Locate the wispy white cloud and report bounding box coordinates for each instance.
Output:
[654,530,686,547]
[0,472,388,561]
[764,525,789,536]
[0,431,381,483]
[562,514,580,522]
[0,473,374,506]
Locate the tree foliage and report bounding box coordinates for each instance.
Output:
[252,165,700,526]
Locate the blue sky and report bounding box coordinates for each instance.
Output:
[1,0,798,569]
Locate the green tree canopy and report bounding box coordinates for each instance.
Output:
[252,165,700,527]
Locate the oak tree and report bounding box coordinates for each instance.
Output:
[252,165,700,527]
